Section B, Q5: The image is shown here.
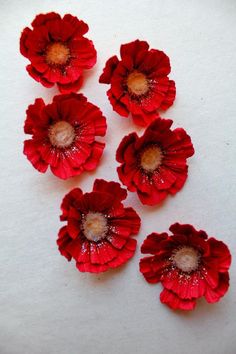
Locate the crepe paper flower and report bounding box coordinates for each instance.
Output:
[57,179,141,273]
[139,223,231,311]
[23,93,106,179]
[20,12,96,93]
[99,39,176,127]
[116,118,194,206]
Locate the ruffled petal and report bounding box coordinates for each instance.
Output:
[63,14,89,36]
[57,226,72,261]
[160,288,196,311]
[107,89,129,117]
[137,187,168,206]
[99,55,119,84]
[120,39,149,63]
[76,262,108,273]
[20,27,32,57]
[31,12,61,28]
[57,76,83,93]
[23,140,48,173]
[69,37,97,69]
[140,256,166,283]
[161,268,206,300]
[24,98,46,134]
[108,238,137,268]
[205,272,230,303]
[26,65,54,88]
[160,80,176,110]
[169,223,208,240]
[93,179,127,201]
[140,232,169,255]
[207,238,232,272]
[139,49,171,77]
[82,141,105,171]
[60,188,83,221]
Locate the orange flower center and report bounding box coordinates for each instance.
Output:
[140,146,163,172]
[172,247,200,273]
[49,121,75,148]
[82,212,108,242]
[46,42,70,65]
[127,71,149,96]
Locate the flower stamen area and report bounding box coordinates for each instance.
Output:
[127,71,149,96]
[46,42,70,66]
[140,145,163,172]
[82,212,108,242]
[172,246,200,273]
[49,121,75,148]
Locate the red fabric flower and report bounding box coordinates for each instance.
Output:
[116,118,194,206]
[140,223,231,311]
[57,179,141,273]
[23,93,106,179]
[20,12,96,93]
[99,39,176,126]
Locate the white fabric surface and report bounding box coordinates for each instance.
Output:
[0,1,236,353]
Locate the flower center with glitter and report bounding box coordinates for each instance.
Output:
[82,212,108,242]
[172,247,200,273]
[46,42,70,65]
[127,71,149,96]
[140,146,163,172]
[49,121,75,148]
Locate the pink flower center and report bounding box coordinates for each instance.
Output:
[49,121,75,148]
[140,145,163,172]
[82,212,108,242]
[172,247,200,273]
[46,42,70,66]
[127,71,149,96]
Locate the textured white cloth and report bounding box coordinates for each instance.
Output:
[0,1,236,353]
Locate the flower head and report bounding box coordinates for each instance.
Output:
[57,179,141,273]
[116,118,194,205]
[99,39,176,126]
[23,93,107,179]
[140,223,231,310]
[20,12,97,93]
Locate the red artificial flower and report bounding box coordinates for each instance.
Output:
[20,12,96,93]
[116,118,194,206]
[23,93,106,179]
[99,39,176,126]
[140,223,231,311]
[57,179,141,273]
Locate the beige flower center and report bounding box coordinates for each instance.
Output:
[46,42,70,65]
[82,212,108,242]
[140,146,163,172]
[127,71,149,96]
[172,247,200,273]
[49,121,75,148]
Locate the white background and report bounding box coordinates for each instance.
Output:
[0,1,236,353]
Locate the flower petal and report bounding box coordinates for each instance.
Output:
[205,272,230,303]
[160,288,196,311]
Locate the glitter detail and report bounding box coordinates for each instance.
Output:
[127,71,149,96]
[46,42,70,66]
[48,121,75,148]
[140,145,163,172]
[172,246,200,273]
[82,212,108,242]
